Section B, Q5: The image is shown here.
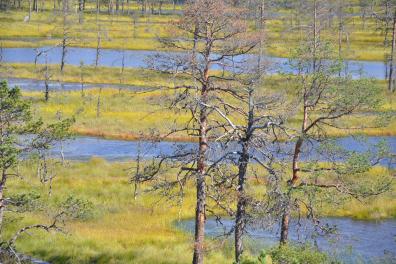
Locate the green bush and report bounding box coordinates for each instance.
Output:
[8,191,42,212]
[245,244,337,264]
[60,195,94,220]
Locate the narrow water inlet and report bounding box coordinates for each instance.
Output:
[175,217,396,263]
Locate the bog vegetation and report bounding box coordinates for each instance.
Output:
[0,0,395,264]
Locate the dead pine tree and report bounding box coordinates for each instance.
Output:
[136,1,259,263]
[132,11,139,38]
[33,49,52,101]
[43,53,52,102]
[132,142,142,200]
[333,0,351,70]
[373,0,396,92]
[128,136,160,200]
[94,25,107,117]
[119,48,126,93]
[33,0,38,12]
[79,61,85,97]
[201,34,286,261]
[60,0,71,73]
[95,29,101,67]
[0,42,3,66]
[197,3,285,259]
[28,0,32,21]
[78,0,84,24]
[209,86,285,264]
[95,24,106,68]
[360,0,374,30]
[96,0,100,16]
[96,87,102,118]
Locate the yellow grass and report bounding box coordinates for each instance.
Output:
[5,159,395,263]
[0,9,390,60]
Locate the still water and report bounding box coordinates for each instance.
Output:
[46,136,396,168]
[177,217,396,263]
[2,47,387,79]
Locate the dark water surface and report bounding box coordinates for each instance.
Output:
[2,47,387,79]
[176,218,396,263]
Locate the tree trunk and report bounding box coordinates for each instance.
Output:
[79,11,83,24]
[44,81,49,101]
[338,19,343,76]
[61,0,67,72]
[279,122,306,244]
[140,0,145,14]
[193,30,209,262]
[280,204,290,244]
[33,0,38,12]
[257,0,265,73]
[0,170,6,238]
[60,36,66,72]
[81,82,84,96]
[60,141,65,164]
[133,16,137,38]
[96,87,102,118]
[235,88,254,263]
[280,11,314,239]
[44,53,49,101]
[338,19,343,56]
[79,0,84,23]
[193,101,207,264]
[388,9,396,92]
[119,50,125,88]
[95,29,101,67]
[235,142,249,263]
[108,0,112,14]
[28,0,32,21]
[0,184,4,238]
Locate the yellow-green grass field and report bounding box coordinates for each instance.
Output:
[1,62,394,140]
[4,159,213,264]
[26,87,396,141]
[1,2,395,263]
[5,159,395,263]
[3,0,183,13]
[0,8,390,61]
[1,62,174,88]
[28,88,194,141]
